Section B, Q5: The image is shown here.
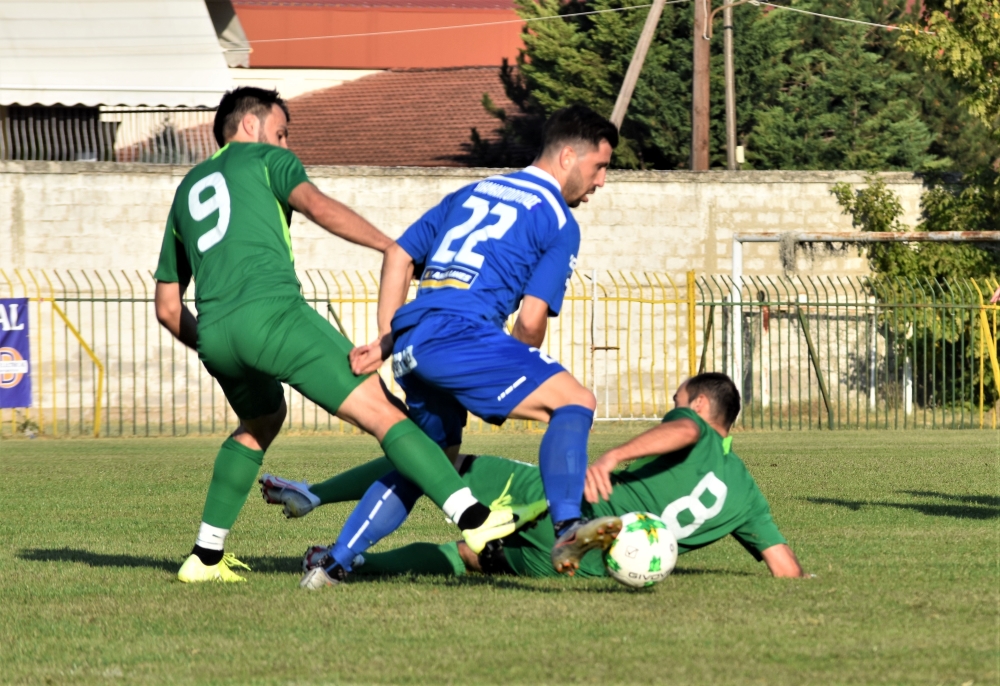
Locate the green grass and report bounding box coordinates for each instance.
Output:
[1,427,997,685]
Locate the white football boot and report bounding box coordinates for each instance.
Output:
[259,473,321,518]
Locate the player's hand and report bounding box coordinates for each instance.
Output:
[990,285,1000,304]
[585,452,619,503]
[349,336,391,375]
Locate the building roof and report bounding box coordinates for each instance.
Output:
[236,0,514,8]
[287,67,518,166]
[232,0,522,69]
[0,0,233,107]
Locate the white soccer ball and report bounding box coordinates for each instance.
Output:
[604,512,678,588]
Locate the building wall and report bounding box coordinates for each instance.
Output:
[0,161,925,275]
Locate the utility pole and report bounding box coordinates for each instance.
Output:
[691,0,710,170]
[610,0,667,128]
[723,2,737,170]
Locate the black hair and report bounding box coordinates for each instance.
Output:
[213,87,290,147]
[538,105,619,158]
[685,372,741,428]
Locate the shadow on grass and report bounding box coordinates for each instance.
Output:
[806,492,999,520]
[17,549,313,576]
[18,548,180,572]
[16,549,753,590]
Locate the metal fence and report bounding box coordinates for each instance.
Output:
[0,106,218,164]
[699,276,1000,430]
[2,270,998,437]
[0,269,696,437]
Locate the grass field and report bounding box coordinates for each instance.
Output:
[1,427,997,685]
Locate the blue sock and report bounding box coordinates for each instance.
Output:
[330,470,422,571]
[538,404,593,526]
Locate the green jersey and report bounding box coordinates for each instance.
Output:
[154,142,311,326]
[587,407,786,558]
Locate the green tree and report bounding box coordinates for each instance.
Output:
[470,0,993,172]
[832,175,1000,406]
[745,1,934,170]
[900,0,1000,134]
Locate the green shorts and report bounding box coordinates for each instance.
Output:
[461,456,608,579]
[197,296,368,421]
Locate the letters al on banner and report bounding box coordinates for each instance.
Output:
[0,298,31,409]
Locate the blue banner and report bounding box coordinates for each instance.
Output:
[0,298,31,408]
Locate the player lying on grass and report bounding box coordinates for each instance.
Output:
[154,87,510,584]
[347,105,621,578]
[261,372,805,584]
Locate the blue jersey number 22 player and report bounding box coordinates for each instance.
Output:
[323,106,622,583]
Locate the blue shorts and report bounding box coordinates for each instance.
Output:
[392,314,566,448]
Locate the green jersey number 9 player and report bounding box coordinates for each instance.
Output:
[154,87,508,584]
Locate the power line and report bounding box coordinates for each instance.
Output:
[246,0,692,44]
[750,1,934,34]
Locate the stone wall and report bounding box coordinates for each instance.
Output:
[0,161,925,275]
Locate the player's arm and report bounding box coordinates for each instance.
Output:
[760,544,805,577]
[288,182,392,253]
[517,217,578,348]
[154,209,197,350]
[511,295,549,347]
[154,281,198,351]
[585,418,701,503]
[349,242,415,375]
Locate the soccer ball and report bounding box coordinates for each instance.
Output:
[604,512,678,588]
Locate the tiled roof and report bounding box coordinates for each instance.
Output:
[287,67,518,166]
[234,0,514,8]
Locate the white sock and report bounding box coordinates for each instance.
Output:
[441,487,479,524]
[195,522,229,551]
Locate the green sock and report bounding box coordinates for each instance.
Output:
[201,437,264,530]
[381,420,466,509]
[354,542,466,577]
[309,456,396,505]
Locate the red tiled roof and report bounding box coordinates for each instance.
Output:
[287,67,518,166]
[235,0,514,8]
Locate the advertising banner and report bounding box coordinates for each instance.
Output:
[0,298,31,408]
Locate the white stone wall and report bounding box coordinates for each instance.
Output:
[0,161,925,275]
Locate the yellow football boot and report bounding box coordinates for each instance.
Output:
[177,553,250,583]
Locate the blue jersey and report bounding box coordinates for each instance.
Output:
[392,166,579,332]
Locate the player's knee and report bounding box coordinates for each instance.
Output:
[575,388,597,411]
[257,401,287,446]
[557,381,596,412]
[269,400,288,430]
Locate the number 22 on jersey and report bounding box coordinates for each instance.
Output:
[189,172,231,253]
[431,196,518,269]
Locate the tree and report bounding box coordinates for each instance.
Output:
[832,175,1000,406]
[900,0,1000,134]
[743,0,934,170]
[832,175,1000,279]
[470,0,979,171]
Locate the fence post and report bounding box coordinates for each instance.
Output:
[731,240,743,397]
[796,305,833,430]
[686,270,696,378]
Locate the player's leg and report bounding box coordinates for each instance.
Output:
[507,371,618,574]
[335,377,485,524]
[304,384,467,580]
[511,370,595,530]
[256,302,505,543]
[260,456,396,518]
[348,541,469,578]
[394,319,600,570]
[179,314,289,583]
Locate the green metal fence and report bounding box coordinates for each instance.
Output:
[698,275,1000,430]
[1,269,997,436]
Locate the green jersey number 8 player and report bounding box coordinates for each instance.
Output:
[155,87,513,584]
